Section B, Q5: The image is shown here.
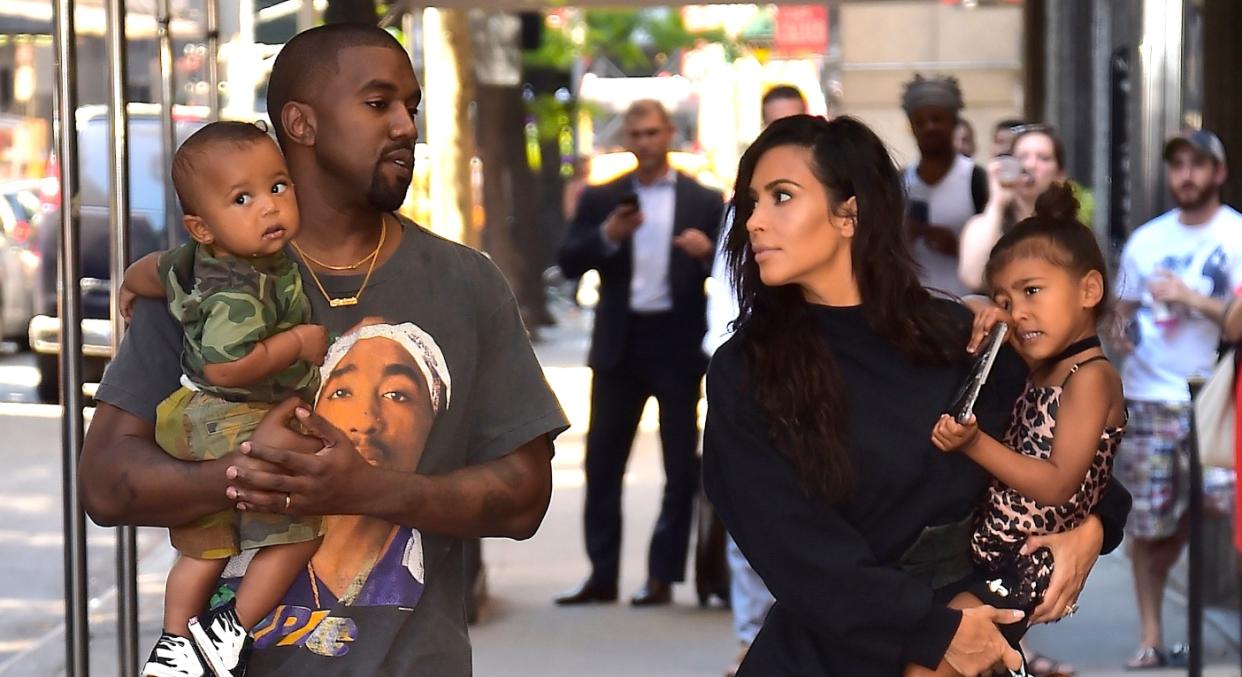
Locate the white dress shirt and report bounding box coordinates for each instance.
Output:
[704,206,737,355]
[601,168,678,313]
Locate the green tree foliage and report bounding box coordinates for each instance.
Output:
[524,8,733,74]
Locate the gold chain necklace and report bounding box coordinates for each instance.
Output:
[293,216,387,308]
[294,244,379,271]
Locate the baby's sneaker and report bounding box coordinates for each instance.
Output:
[187,600,253,677]
[142,632,208,677]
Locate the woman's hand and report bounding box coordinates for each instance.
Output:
[943,606,1025,676]
[1025,515,1103,624]
[985,158,1018,211]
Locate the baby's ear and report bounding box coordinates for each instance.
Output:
[183,214,214,246]
[1081,269,1105,308]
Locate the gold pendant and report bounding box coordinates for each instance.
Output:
[329,296,358,307]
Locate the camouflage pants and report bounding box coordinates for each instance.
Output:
[155,387,322,560]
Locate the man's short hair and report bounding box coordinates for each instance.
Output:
[623,99,672,127]
[172,121,273,215]
[266,23,407,149]
[762,85,806,110]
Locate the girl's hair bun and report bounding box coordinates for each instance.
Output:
[1033,181,1080,224]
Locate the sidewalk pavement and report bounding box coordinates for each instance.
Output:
[4,307,1241,675]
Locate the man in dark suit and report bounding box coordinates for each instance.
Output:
[556,99,723,607]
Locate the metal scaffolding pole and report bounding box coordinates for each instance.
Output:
[51,0,89,673]
[104,0,139,672]
[206,0,221,120]
[1187,377,1206,677]
[156,0,178,245]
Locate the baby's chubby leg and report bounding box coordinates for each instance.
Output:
[164,555,230,636]
[902,592,985,677]
[234,537,323,628]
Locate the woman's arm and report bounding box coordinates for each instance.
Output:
[958,160,1016,291]
[703,353,1021,672]
[957,210,1003,292]
[933,363,1119,505]
[1224,295,1242,343]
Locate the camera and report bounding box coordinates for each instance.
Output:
[995,155,1027,187]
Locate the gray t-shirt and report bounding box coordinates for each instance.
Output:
[98,218,568,675]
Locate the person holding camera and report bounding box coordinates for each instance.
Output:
[556,99,724,608]
[958,124,1071,292]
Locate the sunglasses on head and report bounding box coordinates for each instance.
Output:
[1009,123,1056,137]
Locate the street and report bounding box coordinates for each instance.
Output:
[0,319,1238,675]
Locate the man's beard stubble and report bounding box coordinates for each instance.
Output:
[367,164,412,213]
[1173,182,1218,212]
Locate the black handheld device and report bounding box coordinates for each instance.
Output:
[947,322,1009,424]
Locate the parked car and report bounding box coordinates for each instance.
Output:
[0,179,44,345]
[29,104,207,402]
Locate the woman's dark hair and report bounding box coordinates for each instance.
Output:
[1012,123,1066,170]
[725,115,959,502]
[984,182,1112,321]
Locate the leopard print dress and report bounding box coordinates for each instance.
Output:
[970,356,1125,608]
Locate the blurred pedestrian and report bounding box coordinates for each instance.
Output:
[900,74,989,297]
[954,118,977,158]
[556,99,723,607]
[1111,129,1242,669]
[958,124,1071,292]
[703,115,1131,676]
[992,118,1026,158]
[759,85,808,125]
[706,83,807,677]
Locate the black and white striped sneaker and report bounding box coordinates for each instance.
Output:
[142,633,207,677]
[188,601,253,677]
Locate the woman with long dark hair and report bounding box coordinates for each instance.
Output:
[702,115,1129,675]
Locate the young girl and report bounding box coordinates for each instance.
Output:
[919,183,1127,676]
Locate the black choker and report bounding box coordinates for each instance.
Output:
[1046,335,1101,366]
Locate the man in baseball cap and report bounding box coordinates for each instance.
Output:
[1164,128,1228,167]
[1113,126,1242,668]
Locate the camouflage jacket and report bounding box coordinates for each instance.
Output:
[158,243,319,403]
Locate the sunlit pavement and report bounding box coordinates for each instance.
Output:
[0,308,1237,675]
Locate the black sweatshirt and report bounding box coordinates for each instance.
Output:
[702,302,1130,676]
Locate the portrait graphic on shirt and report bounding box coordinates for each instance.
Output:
[217,320,451,658]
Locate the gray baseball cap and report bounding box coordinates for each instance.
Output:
[1163,129,1227,165]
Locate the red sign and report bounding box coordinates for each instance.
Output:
[773,5,829,57]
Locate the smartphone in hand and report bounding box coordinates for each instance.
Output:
[618,192,640,211]
[948,323,1008,424]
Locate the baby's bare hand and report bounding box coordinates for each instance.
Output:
[296,324,329,365]
[119,285,138,323]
